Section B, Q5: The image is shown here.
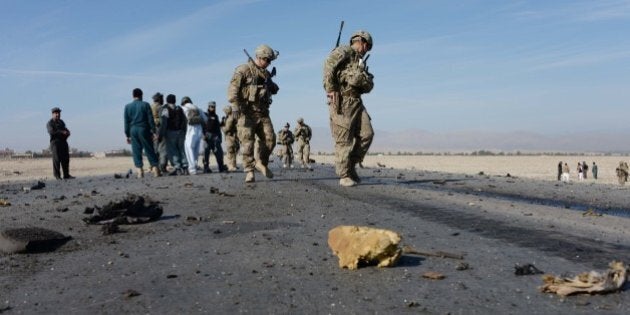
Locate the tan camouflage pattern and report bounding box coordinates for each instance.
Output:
[277,128,294,166]
[228,60,279,172]
[323,45,374,178]
[221,112,239,170]
[294,122,312,166]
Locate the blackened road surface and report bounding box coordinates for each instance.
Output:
[1,164,629,314]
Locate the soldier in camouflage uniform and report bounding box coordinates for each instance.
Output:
[227,44,279,183]
[294,117,312,169]
[221,105,240,172]
[323,30,374,187]
[151,92,168,172]
[277,123,294,168]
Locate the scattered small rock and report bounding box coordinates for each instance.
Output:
[56,207,69,213]
[456,262,470,271]
[582,209,602,217]
[101,223,120,235]
[422,271,445,280]
[30,181,46,190]
[0,199,11,207]
[514,263,544,276]
[123,289,141,299]
[166,274,178,279]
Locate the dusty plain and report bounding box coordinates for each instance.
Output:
[0,155,629,314]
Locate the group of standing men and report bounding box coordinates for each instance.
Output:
[49,29,376,187]
[557,161,598,182]
[124,88,232,178]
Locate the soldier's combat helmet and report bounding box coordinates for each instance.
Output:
[297,117,304,124]
[255,44,279,61]
[350,30,373,51]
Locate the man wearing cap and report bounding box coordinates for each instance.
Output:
[277,123,294,168]
[220,105,239,172]
[46,107,74,180]
[151,92,168,173]
[227,44,280,183]
[203,101,227,173]
[124,88,162,178]
[323,30,375,187]
[294,117,312,169]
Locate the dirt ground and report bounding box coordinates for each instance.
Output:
[0,156,629,314]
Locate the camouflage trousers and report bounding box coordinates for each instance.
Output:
[237,113,276,172]
[282,144,293,166]
[224,133,239,169]
[328,97,373,178]
[296,139,310,165]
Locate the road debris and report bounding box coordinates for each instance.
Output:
[455,262,470,271]
[582,209,602,217]
[328,225,402,270]
[122,289,141,299]
[0,199,10,207]
[539,260,627,296]
[83,193,163,225]
[32,181,46,190]
[514,263,544,276]
[0,227,71,254]
[422,271,445,280]
[402,245,464,260]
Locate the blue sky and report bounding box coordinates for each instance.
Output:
[1,0,630,152]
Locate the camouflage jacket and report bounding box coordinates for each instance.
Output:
[221,113,238,136]
[227,60,279,115]
[277,129,294,145]
[294,124,312,142]
[323,45,374,96]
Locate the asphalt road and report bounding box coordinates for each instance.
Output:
[1,164,629,314]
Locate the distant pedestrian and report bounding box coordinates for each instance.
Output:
[294,117,312,169]
[592,162,598,180]
[582,161,588,180]
[277,123,294,168]
[124,88,161,178]
[561,162,570,182]
[181,96,207,175]
[46,107,74,180]
[160,94,188,175]
[202,101,227,173]
[577,162,584,181]
[557,161,562,181]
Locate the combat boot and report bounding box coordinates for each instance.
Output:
[245,171,255,183]
[255,162,273,178]
[339,177,357,187]
[348,167,361,183]
[136,168,144,179]
[151,166,162,177]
